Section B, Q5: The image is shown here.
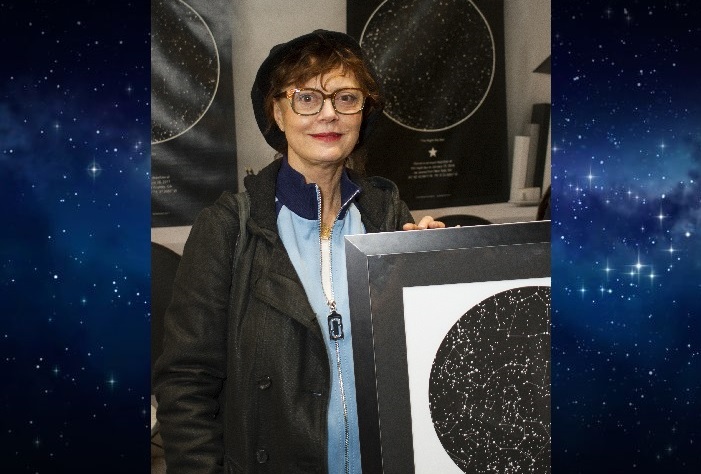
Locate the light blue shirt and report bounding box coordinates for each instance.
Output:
[275,157,364,474]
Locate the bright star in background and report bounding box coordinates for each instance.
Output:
[87,160,102,179]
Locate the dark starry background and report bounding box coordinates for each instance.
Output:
[1,0,700,472]
[1,1,150,472]
[552,1,700,473]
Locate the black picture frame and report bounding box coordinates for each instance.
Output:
[345,220,551,473]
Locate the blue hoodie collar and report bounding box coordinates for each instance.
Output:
[275,156,360,221]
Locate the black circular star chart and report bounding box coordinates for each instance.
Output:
[360,0,494,132]
[429,286,551,473]
[151,0,219,144]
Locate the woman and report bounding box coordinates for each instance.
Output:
[153,29,443,474]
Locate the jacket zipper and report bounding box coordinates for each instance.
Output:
[316,185,357,474]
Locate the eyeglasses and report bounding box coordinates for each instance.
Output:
[276,87,367,116]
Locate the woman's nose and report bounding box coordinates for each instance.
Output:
[317,97,338,120]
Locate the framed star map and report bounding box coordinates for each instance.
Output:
[345,221,551,473]
[347,0,509,209]
[151,0,238,226]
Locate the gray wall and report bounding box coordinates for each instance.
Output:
[152,0,551,253]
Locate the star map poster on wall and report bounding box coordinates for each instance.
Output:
[151,0,237,227]
[348,0,509,210]
[345,221,550,473]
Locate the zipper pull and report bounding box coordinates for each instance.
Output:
[328,311,344,341]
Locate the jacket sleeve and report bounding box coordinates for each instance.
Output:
[357,174,414,231]
[152,201,239,474]
[379,175,414,230]
[393,189,414,230]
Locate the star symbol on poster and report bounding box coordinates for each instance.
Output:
[428,147,438,158]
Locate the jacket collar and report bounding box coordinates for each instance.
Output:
[243,158,389,236]
[275,156,360,221]
[243,159,282,238]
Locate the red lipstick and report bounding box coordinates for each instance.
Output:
[310,132,342,142]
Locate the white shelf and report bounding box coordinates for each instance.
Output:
[411,202,539,225]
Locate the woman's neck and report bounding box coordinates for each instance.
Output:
[316,173,343,226]
[287,156,344,225]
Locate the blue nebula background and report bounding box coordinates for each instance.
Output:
[552,1,700,472]
[1,0,699,472]
[1,2,150,471]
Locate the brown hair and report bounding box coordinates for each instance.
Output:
[263,37,383,173]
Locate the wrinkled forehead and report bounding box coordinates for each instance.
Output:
[288,66,360,91]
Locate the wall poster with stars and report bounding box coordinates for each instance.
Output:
[151,0,238,227]
[345,220,550,473]
[348,0,509,210]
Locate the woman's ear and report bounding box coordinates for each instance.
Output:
[273,101,285,132]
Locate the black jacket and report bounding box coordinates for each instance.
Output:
[153,159,413,473]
